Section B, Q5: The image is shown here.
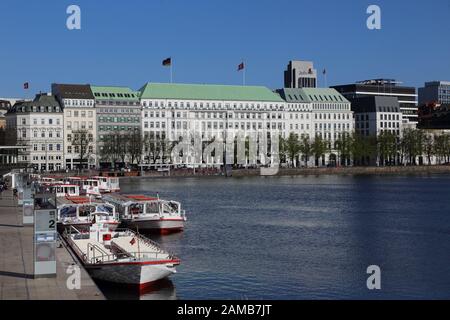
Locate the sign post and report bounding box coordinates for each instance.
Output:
[23,184,34,225]
[33,193,57,278]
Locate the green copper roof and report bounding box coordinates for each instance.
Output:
[300,88,349,103]
[276,88,310,103]
[139,83,284,102]
[90,85,140,101]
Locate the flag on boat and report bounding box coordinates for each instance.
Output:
[130,237,136,245]
[162,57,172,67]
[238,62,245,71]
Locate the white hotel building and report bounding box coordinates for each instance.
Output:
[139,83,353,166]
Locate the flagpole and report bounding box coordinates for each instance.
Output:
[170,60,173,84]
[243,60,246,86]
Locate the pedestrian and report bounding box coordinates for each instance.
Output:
[0,185,3,199]
[13,188,18,199]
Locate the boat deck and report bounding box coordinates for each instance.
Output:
[112,236,171,260]
[71,234,171,264]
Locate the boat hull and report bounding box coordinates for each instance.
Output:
[86,262,177,287]
[120,218,185,234]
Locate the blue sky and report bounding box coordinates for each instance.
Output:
[0,0,449,98]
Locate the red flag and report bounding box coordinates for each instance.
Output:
[162,57,172,67]
[23,82,29,90]
[130,237,136,245]
[238,62,244,71]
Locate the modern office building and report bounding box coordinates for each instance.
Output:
[350,96,402,137]
[332,79,418,126]
[5,93,64,171]
[418,81,450,105]
[52,83,97,170]
[284,60,317,89]
[90,85,141,167]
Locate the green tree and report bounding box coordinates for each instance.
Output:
[377,131,398,166]
[284,133,301,167]
[299,136,312,167]
[312,135,328,167]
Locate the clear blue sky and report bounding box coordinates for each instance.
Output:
[0,0,449,98]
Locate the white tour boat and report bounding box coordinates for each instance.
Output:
[66,177,102,198]
[41,183,81,198]
[56,196,119,232]
[63,223,180,288]
[92,176,120,193]
[103,194,187,234]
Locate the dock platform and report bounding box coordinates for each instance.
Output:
[0,190,104,300]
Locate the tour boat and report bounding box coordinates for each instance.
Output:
[41,183,81,197]
[56,196,119,232]
[92,176,120,193]
[102,194,187,234]
[66,177,102,198]
[63,222,180,288]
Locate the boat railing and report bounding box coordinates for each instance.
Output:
[62,227,88,263]
[114,228,178,259]
[86,243,115,264]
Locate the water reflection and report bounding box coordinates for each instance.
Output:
[95,278,177,300]
[100,175,450,299]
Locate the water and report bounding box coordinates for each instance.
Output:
[98,174,450,299]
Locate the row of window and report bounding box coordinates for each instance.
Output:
[67,146,94,154]
[66,110,94,117]
[98,125,140,132]
[143,100,284,111]
[64,100,94,107]
[97,107,140,114]
[32,144,62,151]
[315,123,352,131]
[96,100,140,106]
[98,116,140,123]
[66,121,94,130]
[21,118,61,126]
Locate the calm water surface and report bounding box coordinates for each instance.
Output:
[98,174,450,299]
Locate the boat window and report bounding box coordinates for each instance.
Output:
[60,206,77,218]
[130,203,144,215]
[146,202,159,214]
[97,205,113,214]
[163,202,178,213]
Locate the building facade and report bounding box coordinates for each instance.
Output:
[350,96,402,137]
[5,93,64,171]
[90,86,141,167]
[332,79,418,126]
[139,83,287,165]
[418,81,450,105]
[52,83,96,170]
[284,60,317,89]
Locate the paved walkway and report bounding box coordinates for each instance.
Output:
[0,189,104,300]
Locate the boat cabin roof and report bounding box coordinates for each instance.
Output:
[104,194,158,203]
[57,196,102,205]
